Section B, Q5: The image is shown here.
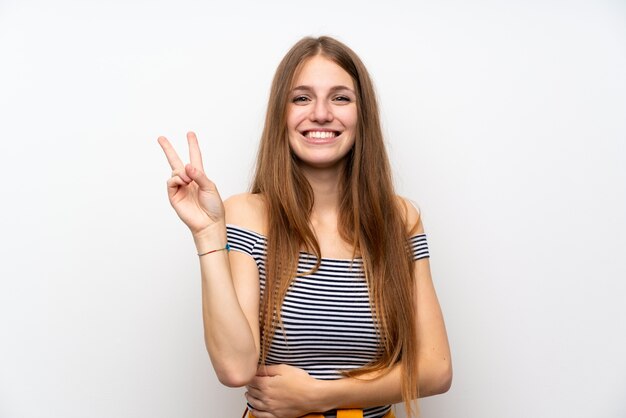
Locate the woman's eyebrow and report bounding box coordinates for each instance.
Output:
[291,85,355,94]
[329,85,355,94]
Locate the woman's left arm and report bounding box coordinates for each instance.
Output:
[246,251,452,418]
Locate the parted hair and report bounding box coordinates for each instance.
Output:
[251,36,420,416]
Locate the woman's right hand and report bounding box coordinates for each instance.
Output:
[157,132,225,237]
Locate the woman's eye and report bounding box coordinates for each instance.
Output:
[292,96,310,103]
[334,96,351,103]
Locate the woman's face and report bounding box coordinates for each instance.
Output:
[286,55,357,170]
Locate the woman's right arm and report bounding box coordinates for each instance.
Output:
[158,132,260,387]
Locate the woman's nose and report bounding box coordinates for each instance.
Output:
[310,100,334,123]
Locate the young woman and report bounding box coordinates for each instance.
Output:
[158,36,451,418]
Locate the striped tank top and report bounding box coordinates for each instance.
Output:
[226,224,430,418]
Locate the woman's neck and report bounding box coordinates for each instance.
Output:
[300,165,343,219]
[301,164,355,258]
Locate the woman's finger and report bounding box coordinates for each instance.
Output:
[171,168,192,184]
[245,385,264,399]
[256,365,280,377]
[166,176,188,199]
[157,136,186,170]
[187,131,204,171]
[245,392,265,411]
[185,164,218,193]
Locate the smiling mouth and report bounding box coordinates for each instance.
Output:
[302,130,341,139]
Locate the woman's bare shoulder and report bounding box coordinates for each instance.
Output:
[224,193,267,235]
[396,195,425,235]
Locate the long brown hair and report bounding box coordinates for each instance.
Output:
[252,36,420,416]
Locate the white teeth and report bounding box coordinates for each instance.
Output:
[306,131,337,139]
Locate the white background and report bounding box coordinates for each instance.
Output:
[1,1,625,417]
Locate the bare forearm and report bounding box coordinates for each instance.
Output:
[315,358,452,411]
[194,227,258,386]
[316,365,403,410]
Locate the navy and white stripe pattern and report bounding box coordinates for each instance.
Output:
[226,224,430,418]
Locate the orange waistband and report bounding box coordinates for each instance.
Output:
[247,409,394,418]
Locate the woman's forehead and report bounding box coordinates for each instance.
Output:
[291,55,355,90]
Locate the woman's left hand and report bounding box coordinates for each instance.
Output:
[245,364,323,418]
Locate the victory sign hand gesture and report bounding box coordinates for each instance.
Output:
[158,132,225,236]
